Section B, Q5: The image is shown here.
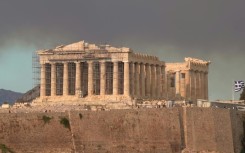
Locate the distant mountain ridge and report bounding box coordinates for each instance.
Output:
[0,89,23,105]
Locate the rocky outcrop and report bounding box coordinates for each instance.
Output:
[16,85,40,103]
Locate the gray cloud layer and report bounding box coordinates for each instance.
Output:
[0,0,244,100]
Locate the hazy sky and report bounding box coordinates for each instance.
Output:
[0,0,245,100]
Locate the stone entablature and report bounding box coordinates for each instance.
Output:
[166,57,210,73]
[38,41,162,66]
[185,57,210,72]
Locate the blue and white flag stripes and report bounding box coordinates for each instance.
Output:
[234,80,245,92]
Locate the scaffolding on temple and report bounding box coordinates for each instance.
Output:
[45,63,51,96]
[68,62,76,95]
[106,62,113,94]
[56,63,64,95]
[32,52,40,88]
[93,62,100,95]
[118,62,124,94]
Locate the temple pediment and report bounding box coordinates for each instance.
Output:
[51,40,131,53]
[38,40,133,55]
[54,40,89,51]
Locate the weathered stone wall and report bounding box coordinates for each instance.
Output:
[183,108,235,152]
[230,110,244,153]
[0,108,243,153]
[70,109,182,153]
[0,112,73,153]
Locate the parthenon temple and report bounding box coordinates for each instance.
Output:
[35,40,210,106]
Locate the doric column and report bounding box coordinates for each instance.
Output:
[199,71,204,99]
[130,62,135,97]
[185,70,190,100]
[204,73,206,99]
[113,61,118,95]
[180,72,186,98]
[166,73,170,100]
[135,63,140,97]
[140,63,145,98]
[199,72,202,99]
[75,62,81,96]
[100,61,106,96]
[190,70,195,101]
[151,65,156,98]
[156,65,161,98]
[158,65,162,98]
[161,65,165,98]
[80,63,84,95]
[88,61,94,96]
[40,63,46,97]
[196,71,201,99]
[203,73,206,99]
[51,63,56,96]
[204,72,208,100]
[193,71,198,101]
[175,70,180,95]
[63,62,68,96]
[145,64,151,98]
[124,61,130,96]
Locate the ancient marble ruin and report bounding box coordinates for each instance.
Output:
[166,57,210,101]
[35,40,210,107]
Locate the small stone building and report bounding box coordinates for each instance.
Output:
[35,40,210,106]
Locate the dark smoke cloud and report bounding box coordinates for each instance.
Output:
[0,0,245,100]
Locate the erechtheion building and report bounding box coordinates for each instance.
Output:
[166,58,210,101]
[36,40,210,106]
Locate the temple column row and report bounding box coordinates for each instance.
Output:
[40,61,165,99]
[40,61,131,97]
[130,63,165,99]
[187,70,208,101]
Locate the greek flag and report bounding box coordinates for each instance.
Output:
[234,81,245,92]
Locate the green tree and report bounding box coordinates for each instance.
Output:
[0,144,14,153]
[240,88,245,100]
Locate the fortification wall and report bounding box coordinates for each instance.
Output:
[230,110,244,153]
[183,108,235,152]
[0,112,73,153]
[0,108,243,153]
[69,109,182,153]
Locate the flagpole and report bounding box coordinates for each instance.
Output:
[232,80,234,102]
